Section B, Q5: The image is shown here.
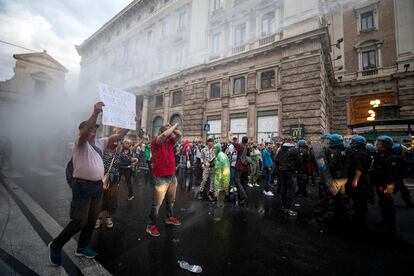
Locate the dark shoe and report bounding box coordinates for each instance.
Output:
[75,246,97,259]
[208,192,216,202]
[48,242,62,266]
[146,225,160,237]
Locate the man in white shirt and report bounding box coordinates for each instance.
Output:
[49,102,131,266]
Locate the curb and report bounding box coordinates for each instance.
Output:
[1,176,112,276]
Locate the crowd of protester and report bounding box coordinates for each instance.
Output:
[48,101,414,266]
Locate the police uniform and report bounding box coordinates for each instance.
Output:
[347,146,371,229]
[297,145,310,197]
[371,149,398,234]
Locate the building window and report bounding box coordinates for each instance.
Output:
[234,23,246,46]
[257,111,279,143]
[233,77,246,95]
[170,114,182,126]
[361,11,374,30]
[207,116,222,142]
[230,113,247,141]
[152,116,164,137]
[155,95,163,108]
[261,12,274,37]
[178,11,187,31]
[172,90,182,106]
[210,82,221,99]
[34,79,46,98]
[213,0,223,10]
[161,19,168,38]
[176,47,184,66]
[362,49,377,69]
[212,32,221,54]
[147,30,153,43]
[260,70,275,90]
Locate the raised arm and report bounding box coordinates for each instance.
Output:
[156,123,178,144]
[173,128,183,143]
[108,115,140,145]
[79,102,104,146]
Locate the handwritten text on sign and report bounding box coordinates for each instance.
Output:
[98,83,136,130]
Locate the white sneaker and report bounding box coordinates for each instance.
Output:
[95,218,102,229]
[128,195,135,201]
[106,217,113,228]
[263,190,274,197]
[248,183,254,188]
[254,183,260,187]
[286,209,298,216]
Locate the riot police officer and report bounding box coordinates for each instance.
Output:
[326,134,348,219]
[392,144,413,208]
[347,135,371,230]
[371,136,398,235]
[366,144,377,204]
[297,139,310,197]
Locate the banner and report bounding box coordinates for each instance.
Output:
[98,83,136,130]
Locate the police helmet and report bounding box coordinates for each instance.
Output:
[366,144,377,154]
[328,134,344,147]
[320,133,331,140]
[298,139,307,148]
[351,135,367,148]
[392,143,403,154]
[376,135,393,149]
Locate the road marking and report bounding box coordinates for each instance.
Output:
[27,166,55,176]
[1,169,24,178]
[2,178,112,276]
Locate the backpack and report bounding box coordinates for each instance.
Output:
[240,145,251,165]
[65,143,103,187]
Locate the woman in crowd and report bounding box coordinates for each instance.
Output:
[213,143,230,207]
[95,142,137,229]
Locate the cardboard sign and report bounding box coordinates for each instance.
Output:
[98,83,136,130]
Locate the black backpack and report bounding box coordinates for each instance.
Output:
[65,143,103,187]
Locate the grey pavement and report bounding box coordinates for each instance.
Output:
[0,167,112,276]
[0,179,67,276]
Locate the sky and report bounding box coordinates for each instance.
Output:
[0,0,132,92]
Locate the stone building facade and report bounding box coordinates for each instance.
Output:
[75,0,414,142]
[329,0,414,141]
[0,50,68,105]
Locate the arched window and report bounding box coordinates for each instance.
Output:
[170,114,182,125]
[170,114,183,131]
[152,116,164,137]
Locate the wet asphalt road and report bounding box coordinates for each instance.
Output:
[9,166,414,276]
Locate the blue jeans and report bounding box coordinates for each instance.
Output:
[230,167,236,188]
[263,168,272,192]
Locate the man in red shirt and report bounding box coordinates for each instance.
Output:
[146,123,183,237]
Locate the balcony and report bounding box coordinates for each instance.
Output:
[258,33,276,46]
[361,67,378,76]
[232,44,246,54]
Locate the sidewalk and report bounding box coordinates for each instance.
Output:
[0,174,112,276]
[0,180,67,275]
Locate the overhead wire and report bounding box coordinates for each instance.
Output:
[0,39,80,64]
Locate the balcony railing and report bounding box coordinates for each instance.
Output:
[259,34,276,46]
[232,44,246,54]
[361,67,378,76]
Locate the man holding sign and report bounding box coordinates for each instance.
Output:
[49,101,137,266]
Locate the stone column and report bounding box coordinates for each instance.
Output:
[163,91,170,125]
[141,96,149,133]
